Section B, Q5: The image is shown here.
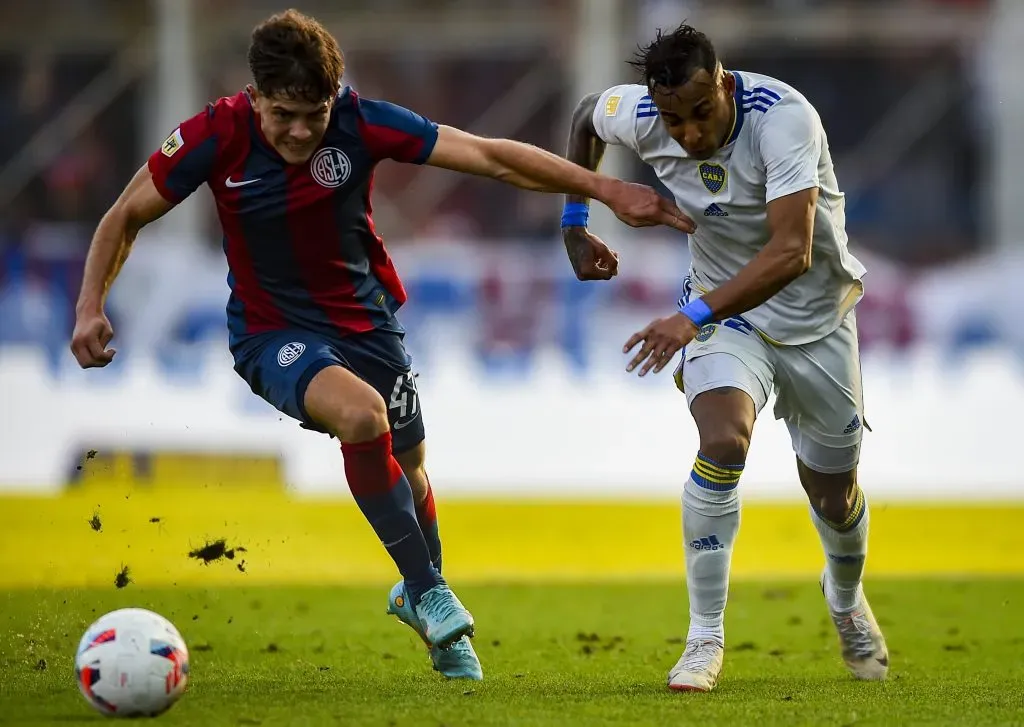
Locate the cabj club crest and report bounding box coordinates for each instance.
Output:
[699,162,727,194]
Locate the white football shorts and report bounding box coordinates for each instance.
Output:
[674,307,866,474]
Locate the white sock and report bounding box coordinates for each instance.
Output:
[683,453,742,647]
[810,486,869,612]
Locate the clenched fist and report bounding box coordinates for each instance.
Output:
[70,310,116,368]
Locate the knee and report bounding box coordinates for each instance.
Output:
[395,442,426,471]
[813,491,856,524]
[802,469,858,523]
[324,396,389,442]
[303,366,390,442]
[692,389,755,466]
[699,429,751,466]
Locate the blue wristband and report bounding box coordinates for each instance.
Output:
[561,202,589,228]
[679,298,714,327]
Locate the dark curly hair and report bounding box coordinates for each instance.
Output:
[248,9,344,103]
[628,24,719,91]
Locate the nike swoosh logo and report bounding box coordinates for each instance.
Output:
[225,176,261,188]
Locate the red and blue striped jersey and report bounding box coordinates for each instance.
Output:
[147,87,438,346]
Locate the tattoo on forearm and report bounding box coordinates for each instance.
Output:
[561,93,607,274]
[565,93,606,205]
[564,232,587,270]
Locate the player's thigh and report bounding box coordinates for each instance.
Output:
[773,312,864,475]
[336,328,425,455]
[677,321,774,462]
[302,365,389,442]
[232,330,349,431]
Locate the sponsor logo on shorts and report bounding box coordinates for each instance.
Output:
[277,342,306,367]
[389,372,420,430]
[689,534,725,551]
[843,415,862,435]
[695,324,716,342]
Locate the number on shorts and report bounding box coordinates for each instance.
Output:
[388,372,419,420]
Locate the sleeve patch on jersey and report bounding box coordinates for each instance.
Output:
[161,127,185,158]
[604,95,622,116]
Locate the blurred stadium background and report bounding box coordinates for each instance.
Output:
[1,0,1023,589]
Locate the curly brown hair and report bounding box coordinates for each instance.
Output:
[248,9,344,103]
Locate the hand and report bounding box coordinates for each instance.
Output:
[623,312,698,377]
[600,180,696,234]
[71,310,116,368]
[563,227,620,281]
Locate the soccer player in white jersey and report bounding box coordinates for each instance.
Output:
[560,25,888,692]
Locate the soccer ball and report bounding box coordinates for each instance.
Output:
[74,608,189,717]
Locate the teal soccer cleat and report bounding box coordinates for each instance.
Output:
[387,581,483,680]
[414,583,474,648]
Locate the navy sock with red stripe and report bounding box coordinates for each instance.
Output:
[341,433,442,605]
[415,478,442,574]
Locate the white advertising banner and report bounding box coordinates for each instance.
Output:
[2,238,1022,500]
[1,345,1020,500]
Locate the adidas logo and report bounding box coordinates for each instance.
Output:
[704,203,728,217]
[843,415,862,435]
[689,534,725,551]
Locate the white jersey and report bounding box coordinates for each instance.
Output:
[593,70,866,345]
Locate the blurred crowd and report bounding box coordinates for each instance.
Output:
[0,0,997,364]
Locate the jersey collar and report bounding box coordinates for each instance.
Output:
[724,71,745,146]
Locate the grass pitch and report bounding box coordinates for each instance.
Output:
[2,579,1023,726]
[2,488,1023,724]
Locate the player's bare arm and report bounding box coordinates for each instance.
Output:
[623,186,816,377]
[71,165,175,369]
[558,92,622,281]
[425,124,694,234]
[699,187,815,320]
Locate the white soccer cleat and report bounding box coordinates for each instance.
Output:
[667,639,724,692]
[821,571,889,681]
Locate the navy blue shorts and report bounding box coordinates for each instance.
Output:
[231,328,425,453]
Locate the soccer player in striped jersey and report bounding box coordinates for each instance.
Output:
[561,25,888,691]
[70,10,694,682]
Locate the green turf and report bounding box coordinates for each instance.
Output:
[1,579,1022,726]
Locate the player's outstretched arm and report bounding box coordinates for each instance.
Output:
[425,124,694,235]
[71,165,175,368]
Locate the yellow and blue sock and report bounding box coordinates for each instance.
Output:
[810,485,869,612]
[683,452,743,646]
